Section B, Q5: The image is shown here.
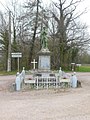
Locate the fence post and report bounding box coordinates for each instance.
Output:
[56,76,58,88]
[15,74,21,91]
[22,67,25,82]
[36,76,38,90]
[47,77,48,89]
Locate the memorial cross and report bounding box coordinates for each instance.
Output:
[31,59,37,69]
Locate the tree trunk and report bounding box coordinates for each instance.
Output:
[7,11,11,72]
[29,0,39,66]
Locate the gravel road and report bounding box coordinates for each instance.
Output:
[0,72,90,120]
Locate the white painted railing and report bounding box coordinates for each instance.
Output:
[24,75,71,90]
[15,71,77,90]
[35,76,71,89]
[35,76,57,89]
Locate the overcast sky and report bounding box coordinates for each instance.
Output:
[0,0,90,32]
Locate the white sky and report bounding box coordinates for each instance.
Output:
[0,0,90,32]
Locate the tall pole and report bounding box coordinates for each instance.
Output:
[7,11,11,72]
[17,57,20,72]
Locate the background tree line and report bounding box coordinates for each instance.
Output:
[0,0,90,71]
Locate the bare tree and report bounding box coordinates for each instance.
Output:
[48,0,90,69]
[0,12,9,70]
[17,0,46,68]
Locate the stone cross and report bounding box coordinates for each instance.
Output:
[31,59,37,69]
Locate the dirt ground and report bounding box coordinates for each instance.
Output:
[0,72,90,120]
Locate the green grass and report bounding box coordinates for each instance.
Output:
[0,71,17,76]
[76,66,90,72]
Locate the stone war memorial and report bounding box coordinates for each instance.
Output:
[15,27,78,91]
[37,27,51,76]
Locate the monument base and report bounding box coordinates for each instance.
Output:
[38,48,51,71]
[34,48,55,77]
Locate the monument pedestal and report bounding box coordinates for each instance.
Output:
[38,48,51,72]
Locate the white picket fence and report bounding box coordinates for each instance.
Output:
[35,76,57,89]
[24,76,71,90]
[15,70,77,91]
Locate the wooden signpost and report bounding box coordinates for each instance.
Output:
[11,53,22,72]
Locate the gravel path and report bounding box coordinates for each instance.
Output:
[0,72,90,120]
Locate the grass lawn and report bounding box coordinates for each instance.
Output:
[0,71,17,76]
[76,66,90,72]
